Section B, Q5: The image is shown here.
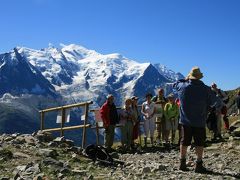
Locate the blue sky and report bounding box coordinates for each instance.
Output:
[0,0,239,90]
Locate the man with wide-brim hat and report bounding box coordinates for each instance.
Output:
[186,66,203,80]
[173,66,217,173]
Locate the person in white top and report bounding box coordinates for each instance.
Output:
[141,93,156,147]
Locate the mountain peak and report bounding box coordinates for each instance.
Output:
[61,44,100,61]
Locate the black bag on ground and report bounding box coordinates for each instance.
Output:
[85,144,113,164]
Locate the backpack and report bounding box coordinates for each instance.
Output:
[85,144,113,165]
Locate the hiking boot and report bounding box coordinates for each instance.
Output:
[144,137,147,147]
[150,137,154,146]
[179,159,188,171]
[195,160,207,173]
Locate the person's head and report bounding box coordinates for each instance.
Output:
[211,82,217,89]
[145,93,153,102]
[187,66,203,80]
[158,88,164,97]
[167,93,175,103]
[125,98,132,109]
[106,94,114,105]
[131,96,138,105]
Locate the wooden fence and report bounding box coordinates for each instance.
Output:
[39,101,93,148]
[39,102,145,148]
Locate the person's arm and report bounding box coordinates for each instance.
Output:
[207,87,217,108]
[151,104,156,118]
[164,104,169,121]
[174,104,179,119]
[141,104,148,118]
[100,104,108,128]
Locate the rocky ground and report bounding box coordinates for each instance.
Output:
[0,131,240,180]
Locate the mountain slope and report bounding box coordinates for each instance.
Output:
[0,48,56,96]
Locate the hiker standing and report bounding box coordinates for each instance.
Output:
[152,88,167,145]
[131,96,141,148]
[211,83,229,130]
[175,98,181,145]
[120,98,135,151]
[100,94,119,152]
[164,94,179,145]
[141,93,155,147]
[212,92,225,140]
[173,67,217,173]
[235,90,240,116]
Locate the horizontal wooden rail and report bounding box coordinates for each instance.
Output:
[42,124,91,133]
[90,105,142,112]
[91,124,123,129]
[39,101,93,113]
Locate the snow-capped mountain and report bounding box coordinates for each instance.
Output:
[14,44,183,106]
[0,43,184,139]
[154,64,185,81]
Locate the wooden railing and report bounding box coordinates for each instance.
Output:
[40,102,146,148]
[39,101,93,148]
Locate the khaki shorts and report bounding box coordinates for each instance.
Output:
[165,118,178,131]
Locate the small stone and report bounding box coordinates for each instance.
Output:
[87,175,93,180]
[13,152,30,159]
[13,136,26,144]
[11,133,20,138]
[72,169,88,176]
[35,131,54,142]
[58,173,64,179]
[16,165,27,172]
[141,167,151,174]
[42,157,64,167]
[37,149,58,158]
[60,168,70,174]
[33,175,43,180]
[65,139,74,147]
[24,135,36,146]
[157,164,168,171]
[0,148,13,160]
[216,163,224,170]
[47,142,58,147]
[53,137,65,143]
[4,137,13,142]
[25,163,41,175]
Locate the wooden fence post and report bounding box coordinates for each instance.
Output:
[82,103,89,148]
[40,112,44,131]
[96,122,99,145]
[61,108,65,137]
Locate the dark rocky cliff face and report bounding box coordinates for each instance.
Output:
[0,48,56,97]
[133,64,170,100]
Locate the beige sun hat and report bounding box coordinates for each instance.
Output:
[187,66,203,80]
